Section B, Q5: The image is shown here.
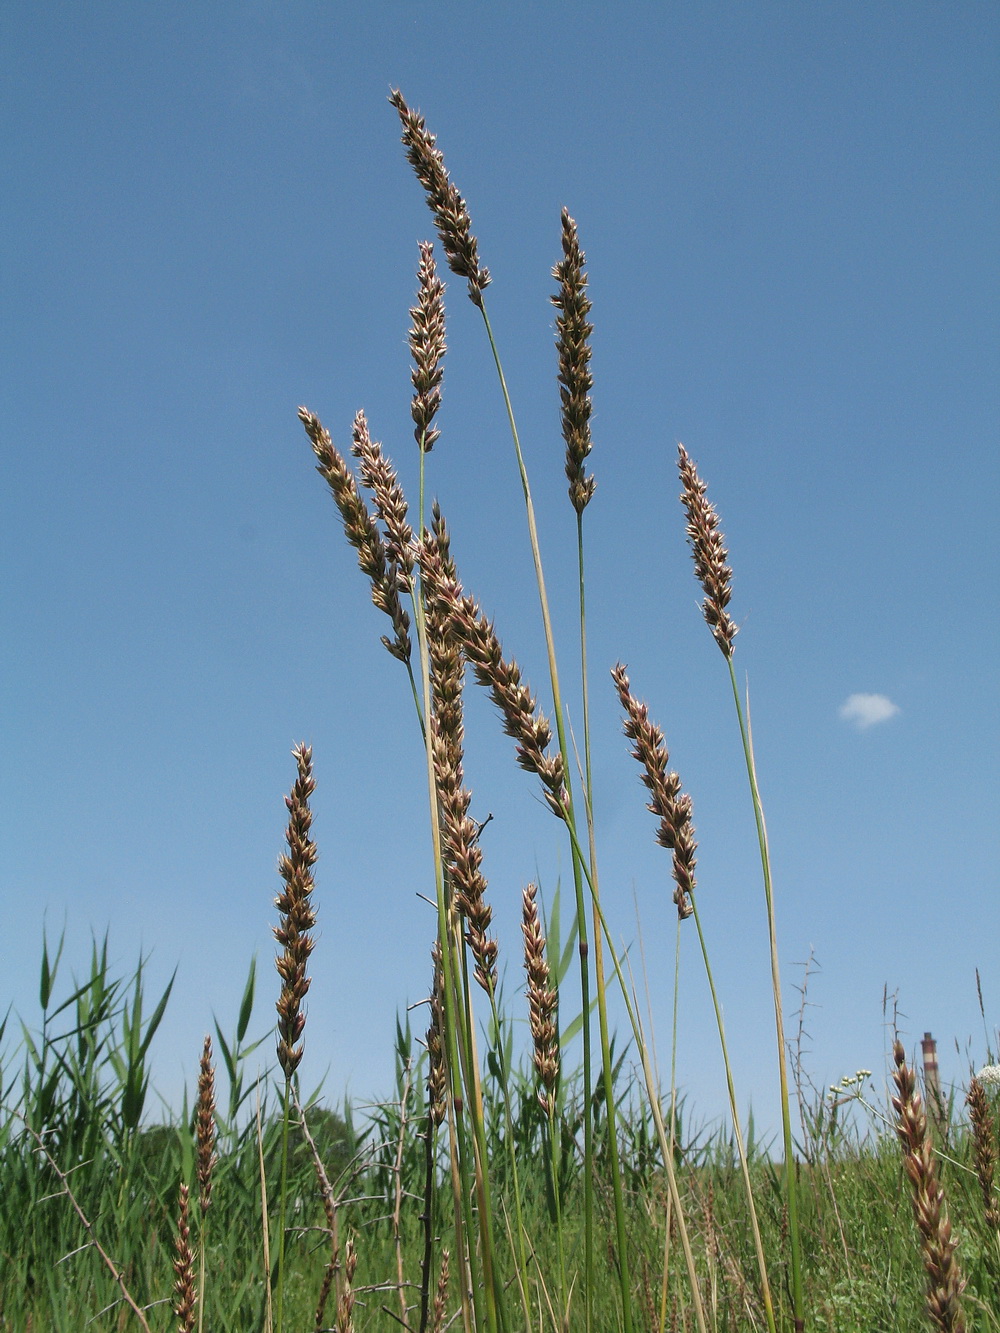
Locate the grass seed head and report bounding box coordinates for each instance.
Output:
[274,743,318,1079]
[677,444,737,657]
[389,89,490,306]
[410,240,446,451]
[195,1035,217,1217]
[551,208,596,514]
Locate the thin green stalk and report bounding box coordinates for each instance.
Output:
[478,297,623,1333]
[274,1075,291,1333]
[727,659,804,1331]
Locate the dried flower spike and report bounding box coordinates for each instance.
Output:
[425,942,447,1125]
[300,406,411,662]
[195,1035,217,1218]
[522,882,559,1113]
[410,241,446,451]
[612,663,697,918]
[172,1182,196,1333]
[966,1074,1000,1230]
[274,743,318,1079]
[389,89,490,306]
[892,1039,966,1333]
[677,444,737,657]
[552,208,596,513]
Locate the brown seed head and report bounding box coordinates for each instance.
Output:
[274,743,318,1079]
[426,943,447,1125]
[389,90,490,306]
[612,663,697,918]
[351,411,415,591]
[410,241,446,451]
[432,1247,451,1333]
[965,1075,1000,1230]
[196,1035,217,1218]
[521,882,559,1113]
[300,407,411,662]
[551,208,596,514]
[892,1039,967,1332]
[677,444,737,657]
[172,1182,196,1333]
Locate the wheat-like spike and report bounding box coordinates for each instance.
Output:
[611,663,696,919]
[389,90,490,306]
[337,1235,358,1333]
[431,1247,451,1333]
[677,444,738,657]
[426,942,447,1125]
[521,882,559,1113]
[195,1036,217,1218]
[966,1075,1000,1230]
[892,1040,967,1332]
[172,1182,197,1333]
[552,208,596,513]
[274,743,318,1079]
[410,241,447,451]
[351,411,415,589]
[299,406,411,662]
[418,534,567,818]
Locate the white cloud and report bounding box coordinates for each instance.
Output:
[839,693,900,730]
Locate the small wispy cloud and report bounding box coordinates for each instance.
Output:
[839,693,900,730]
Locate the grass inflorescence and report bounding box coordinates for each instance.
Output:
[2,92,997,1333]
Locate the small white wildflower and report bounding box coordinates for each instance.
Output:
[975,1063,1000,1088]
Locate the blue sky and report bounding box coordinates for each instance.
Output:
[3,2,997,1139]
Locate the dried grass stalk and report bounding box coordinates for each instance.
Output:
[299,406,411,662]
[172,1182,197,1333]
[677,444,737,657]
[195,1035,217,1218]
[611,663,696,919]
[389,89,490,306]
[410,241,446,451]
[521,882,559,1113]
[274,743,318,1079]
[892,1039,966,1333]
[551,208,596,513]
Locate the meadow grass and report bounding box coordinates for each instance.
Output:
[2,91,999,1332]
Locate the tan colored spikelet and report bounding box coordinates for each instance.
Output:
[611,663,697,919]
[551,208,596,513]
[521,882,559,1112]
[337,1235,358,1333]
[299,406,411,662]
[172,1182,196,1333]
[677,444,737,657]
[426,942,447,1124]
[966,1074,1000,1230]
[892,1039,966,1332]
[195,1035,217,1218]
[389,90,490,306]
[351,412,415,591]
[410,241,446,451]
[274,743,318,1079]
[432,1247,450,1333]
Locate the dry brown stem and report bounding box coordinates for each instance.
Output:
[521,882,559,1113]
[551,208,596,513]
[410,240,446,451]
[677,444,737,657]
[299,406,411,662]
[274,742,318,1079]
[892,1039,966,1332]
[389,90,490,306]
[611,663,697,918]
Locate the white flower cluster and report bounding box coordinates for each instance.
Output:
[975,1064,1000,1088]
[829,1069,872,1095]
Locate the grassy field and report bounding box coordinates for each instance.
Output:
[2,91,997,1332]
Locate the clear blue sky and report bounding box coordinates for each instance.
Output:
[3,2,997,1139]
